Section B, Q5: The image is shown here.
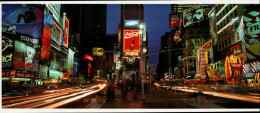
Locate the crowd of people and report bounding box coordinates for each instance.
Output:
[106,74,152,101]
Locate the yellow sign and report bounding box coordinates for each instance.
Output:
[93,48,104,56]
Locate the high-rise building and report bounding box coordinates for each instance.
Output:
[119,4,148,80]
[80,4,107,79]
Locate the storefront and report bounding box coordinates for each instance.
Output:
[195,40,214,83]
[207,61,226,84]
[225,54,244,84]
[243,61,260,87]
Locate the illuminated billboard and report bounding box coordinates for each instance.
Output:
[50,50,64,72]
[2,4,43,38]
[243,10,260,60]
[46,4,61,23]
[125,20,139,27]
[123,30,140,55]
[39,65,48,79]
[186,38,206,56]
[13,40,36,71]
[49,70,62,79]
[68,49,75,75]
[73,58,79,77]
[183,5,203,27]
[41,8,53,64]
[173,30,182,41]
[63,16,69,48]
[51,20,62,46]
[2,37,14,69]
[169,13,182,27]
[84,54,93,61]
[93,48,104,56]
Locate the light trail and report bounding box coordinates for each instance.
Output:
[43,84,106,108]
[18,89,93,108]
[2,89,82,108]
[156,83,260,104]
[2,84,106,108]
[2,89,76,105]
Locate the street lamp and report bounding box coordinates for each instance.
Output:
[139,23,145,99]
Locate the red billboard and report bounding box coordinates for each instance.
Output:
[169,13,182,27]
[123,30,140,54]
[64,16,69,48]
[41,8,52,64]
[84,54,93,61]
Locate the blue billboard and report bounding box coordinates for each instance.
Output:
[73,58,79,77]
[2,4,43,38]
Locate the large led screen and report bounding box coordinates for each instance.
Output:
[183,5,203,27]
[123,30,140,53]
[2,4,43,38]
[41,8,53,64]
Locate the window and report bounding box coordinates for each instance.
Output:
[222,41,224,48]
[229,37,232,44]
[225,39,227,46]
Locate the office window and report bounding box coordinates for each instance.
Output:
[225,39,227,46]
[229,37,231,44]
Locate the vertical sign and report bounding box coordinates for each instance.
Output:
[64,16,69,48]
[41,8,53,64]
[68,49,75,75]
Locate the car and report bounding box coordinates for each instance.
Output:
[48,84,58,89]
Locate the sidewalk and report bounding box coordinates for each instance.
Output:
[100,87,224,108]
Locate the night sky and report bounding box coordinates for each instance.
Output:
[106,4,172,65]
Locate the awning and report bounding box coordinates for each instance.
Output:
[255,73,260,79]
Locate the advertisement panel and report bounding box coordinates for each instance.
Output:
[73,58,79,77]
[2,37,14,69]
[50,50,64,72]
[123,30,140,55]
[39,65,48,79]
[41,8,53,64]
[2,23,16,34]
[186,38,206,56]
[84,54,93,61]
[64,16,69,48]
[124,20,139,27]
[183,5,203,27]
[49,70,62,79]
[63,73,69,80]
[208,9,218,45]
[169,13,182,28]
[243,10,260,59]
[13,40,36,71]
[173,30,182,41]
[51,20,62,48]
[2,4,43,38]
[68,49,75,75]
[93,48,104,56]
[46,4,61,23]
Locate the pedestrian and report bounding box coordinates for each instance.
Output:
[111,81,116,101]
[106,82,112,101]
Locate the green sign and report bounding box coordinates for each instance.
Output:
[49,70,62,79]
